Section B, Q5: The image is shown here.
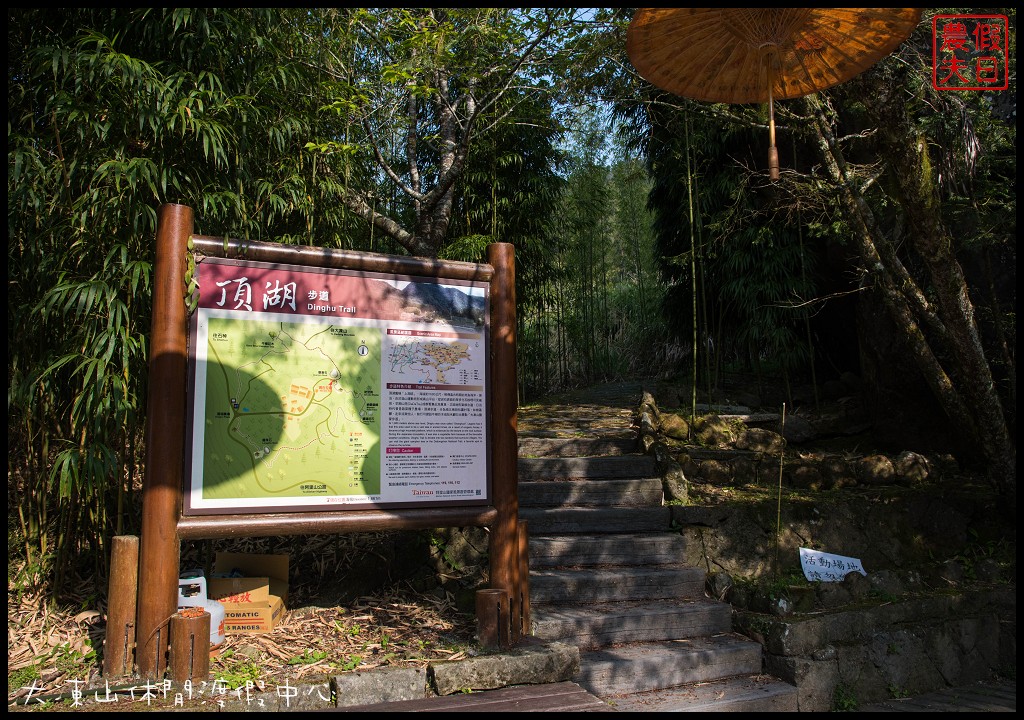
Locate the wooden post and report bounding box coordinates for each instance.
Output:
[103,535,139,678]
[517,521,531,637]
[487,243,519,645]
[168,611,211,684]
[136,204,193,679]
[475,588,510,650]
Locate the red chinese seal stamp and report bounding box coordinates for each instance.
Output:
[932,14,1010,91]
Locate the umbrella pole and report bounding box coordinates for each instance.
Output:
[767,55,780,182]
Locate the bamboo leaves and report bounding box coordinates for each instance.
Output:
[9,8,360,589]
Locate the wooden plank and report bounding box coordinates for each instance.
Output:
[333,681,614,713]
[178,506,498,540]
[191,234,493,281]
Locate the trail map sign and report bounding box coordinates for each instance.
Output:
[184,257,490,514]
[135,205,523,680]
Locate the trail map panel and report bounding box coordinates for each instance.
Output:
[184,257,489,515]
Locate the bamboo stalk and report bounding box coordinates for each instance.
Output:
[774,403,787,581]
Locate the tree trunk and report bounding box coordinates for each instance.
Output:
[864,93,1015,500]
[804,94,1015,503]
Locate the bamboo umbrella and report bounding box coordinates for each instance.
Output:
[626,8,923,180]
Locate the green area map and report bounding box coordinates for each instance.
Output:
[199,318,381,500]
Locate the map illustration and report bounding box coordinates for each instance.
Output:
[387,339,478,384]
[199,318,381,501]
[185,256,491,513]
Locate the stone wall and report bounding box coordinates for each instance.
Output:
[640,389,1016,712]
[735,588,1015,712]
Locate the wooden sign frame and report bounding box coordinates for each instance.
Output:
[134,204,523,678]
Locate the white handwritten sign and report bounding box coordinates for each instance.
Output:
[799,548,866,583]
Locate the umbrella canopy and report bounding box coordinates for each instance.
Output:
[627,8,923,179]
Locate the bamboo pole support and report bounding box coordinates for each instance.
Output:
[475,588,510,651]
[168,611,211,684]
[136,203,193,679]
[102,535,139,678]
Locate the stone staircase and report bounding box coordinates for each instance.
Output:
[517,387,798,711]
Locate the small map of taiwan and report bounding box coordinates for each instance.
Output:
[200,318,381,500]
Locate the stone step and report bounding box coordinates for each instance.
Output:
[518,455,658,481]
[518,436,639,458]
[519,478,663,507]
[528,534,688,569]
[530,567,706,603]
[515,396,793,710]
[530,599,732,650]
[575,635,766,698]
[520,506,672,534]
[605,674,799,712]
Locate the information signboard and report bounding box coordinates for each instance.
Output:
[184,257,490,514]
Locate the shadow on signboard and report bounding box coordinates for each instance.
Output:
[190,324,382,505]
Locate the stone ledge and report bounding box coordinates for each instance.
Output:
[333,666,427,707]
[330,640,580,707]
[430,640,580,696]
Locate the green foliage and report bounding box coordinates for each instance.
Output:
[887,683,910,699]
[732,571,811,609]
[211,650,263,689]
[518,130,667,397]
[7,10,622,591]
[871,588,902,604]
[7,638,97,698]
[832,683,859,711]
[53,640,97,676]
[8,664,42,694]
[621,96,821,388]
[618,10,1015,495]
[717,225,813,374]
[335,621,362,637]
[338,655,363,671]
[8,7,1015,604]
[286,649,329,666]
[8,7,368,590]
[427,531,464,572]
[955,530,1013,583]
[333,7,599,257]
[740,613,772,639]
[439,235,494,264]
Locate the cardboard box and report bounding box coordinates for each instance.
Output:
[209,552,289,635]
